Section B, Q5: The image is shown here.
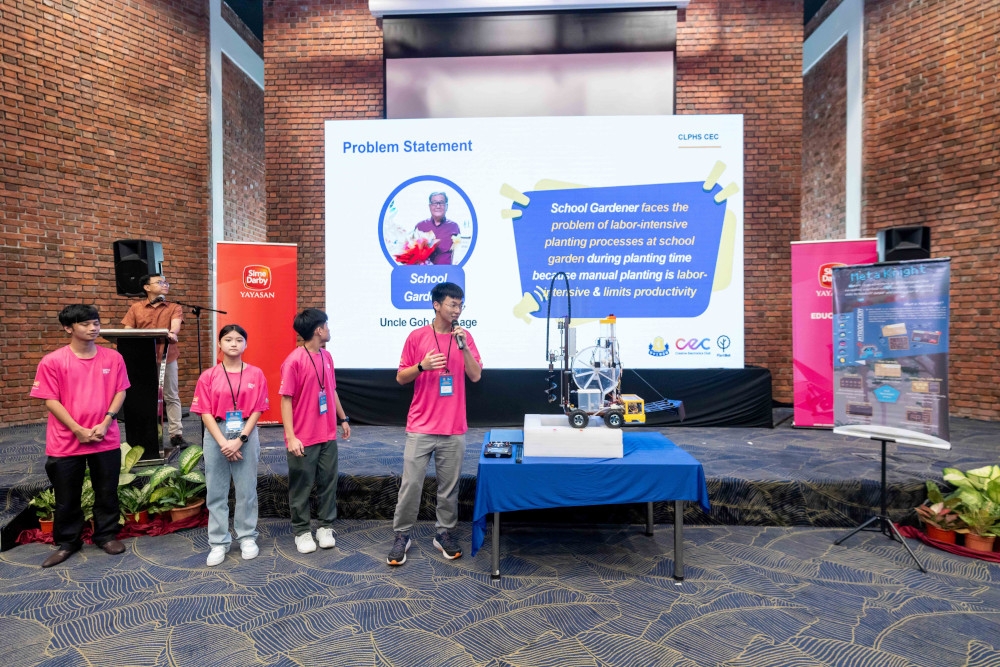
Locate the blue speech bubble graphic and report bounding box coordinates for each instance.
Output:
[510,182,728,318]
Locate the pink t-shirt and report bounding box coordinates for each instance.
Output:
[279,347,339,448]
[30,345,131,457]
[398,326,482,435]
[191,362,269,420]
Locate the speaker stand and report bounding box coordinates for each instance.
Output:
[834,437,926,572]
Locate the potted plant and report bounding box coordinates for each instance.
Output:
[915,480,964,544]
[29,487,56,534]
[118,442,150,524]
[943,465,1000,552]
[118,486,151,525]
[148,445,207,522]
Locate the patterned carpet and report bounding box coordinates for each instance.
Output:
[4,410,998,544]
[2,520,999,666]
[2,412,999,665]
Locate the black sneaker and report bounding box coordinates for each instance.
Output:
[387,533,411,566]
[433,530,462,560]
[169,435,187,448]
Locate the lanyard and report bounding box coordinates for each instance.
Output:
[430,325,453,369]
[222,362,244,411]
[305,348,326,391]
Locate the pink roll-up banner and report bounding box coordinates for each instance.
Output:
[791,239,878,428]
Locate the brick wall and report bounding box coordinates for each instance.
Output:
[676,0,804,402]
[263,0,383,308]
[0,0,209,425]
[223,53,266,241]
[802,37,848,240]
[863,0,1000,420]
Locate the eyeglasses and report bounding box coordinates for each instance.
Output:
[429,201,447,207]
[442,301,465,311]
[151,280,169,286]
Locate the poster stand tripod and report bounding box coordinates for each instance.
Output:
[170,300,227,443]
[833,425,950,573]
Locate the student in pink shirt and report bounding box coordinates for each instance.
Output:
[279,309,351,554]
[30,305,130,568]
[387,282,482,566]
[191,324,269,567]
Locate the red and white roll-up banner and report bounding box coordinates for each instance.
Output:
[216,242,298,424]
[790,239,877,428]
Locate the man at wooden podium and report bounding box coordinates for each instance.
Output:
[121,273,186,448]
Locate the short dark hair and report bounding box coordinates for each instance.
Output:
[293,308,328,341]
[58,304,100,327]
[218,323,248,342]
[139,273,162,288]
[431,282,464,305]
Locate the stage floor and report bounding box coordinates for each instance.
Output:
[3,409,998,548]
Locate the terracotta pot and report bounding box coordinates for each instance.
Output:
[39,518,54,535]
[963,533,996,552]
[925,524,957,544]
[169,498,205,522]
[125,510,150,525]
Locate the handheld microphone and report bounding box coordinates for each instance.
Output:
[452,320,465,350]
[153,295,166,303]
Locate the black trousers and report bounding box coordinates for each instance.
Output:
[45,448,120,551]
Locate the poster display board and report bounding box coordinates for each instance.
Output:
[832,258,950,444]
[324,115,744,370]
[216,242,298,425]
[791,239,878,428]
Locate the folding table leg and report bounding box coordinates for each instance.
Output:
[674,500,684,580]
[491,511,501,580]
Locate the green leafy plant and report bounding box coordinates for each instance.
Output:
[119,441,145,487]
[118,485,147,516]
[117,442,152,522]
[943,465,1000,537]
[81,471,94,523]
[148,445,206,511]
[29,487,56,521]
[915,480,963,531]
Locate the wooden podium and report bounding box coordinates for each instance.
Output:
[100,328,169,462]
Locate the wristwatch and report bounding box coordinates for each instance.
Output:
[417,363,424,372]
[337,416,350,425]
[239,434,249,443]
[105,411,118,420]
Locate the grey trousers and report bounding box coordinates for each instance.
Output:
[392,432,465,534]
[163,360,182,437]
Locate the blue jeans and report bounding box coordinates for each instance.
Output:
[203,428,260,547]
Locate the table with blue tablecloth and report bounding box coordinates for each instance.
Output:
[472,430,710,579]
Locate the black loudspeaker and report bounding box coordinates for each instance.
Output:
[877,226,931,262]
[113,240,163,296]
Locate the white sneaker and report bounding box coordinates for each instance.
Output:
[316,527,336,549]
[206,545,229,567]
[295,532,317,554]
[240,538,259,560]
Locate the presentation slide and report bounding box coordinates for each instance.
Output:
[324,115,744,370]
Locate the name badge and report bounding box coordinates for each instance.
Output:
[225,410,243,439]
[439,373,454,397]
[318,390,328,415]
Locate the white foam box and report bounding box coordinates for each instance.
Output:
[522,413,623,458]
